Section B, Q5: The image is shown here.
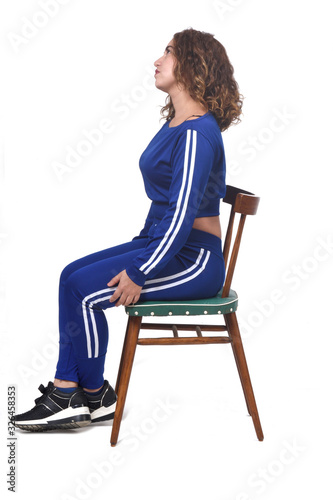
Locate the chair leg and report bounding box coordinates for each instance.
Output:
[111,315,142,447]
[229,338,252,417]
[224,312,264,441]
[115,317,130,395]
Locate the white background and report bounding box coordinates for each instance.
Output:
[0,0,332,499]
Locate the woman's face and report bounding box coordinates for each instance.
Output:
[154,40,178,93]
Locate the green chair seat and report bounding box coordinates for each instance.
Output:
[125,289,238,317]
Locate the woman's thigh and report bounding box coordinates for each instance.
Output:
[60,237,148,284]
[65,242,224,311]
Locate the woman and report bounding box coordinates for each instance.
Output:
[13,28,243,431]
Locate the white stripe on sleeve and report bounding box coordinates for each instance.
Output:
[139,129,195,274]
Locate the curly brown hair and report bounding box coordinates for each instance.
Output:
[161,28,243,132]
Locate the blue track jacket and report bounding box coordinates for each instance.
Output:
[125,112,226,286]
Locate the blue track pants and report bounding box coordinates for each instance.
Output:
[55,228,225,389]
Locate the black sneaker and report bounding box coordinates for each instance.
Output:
[12,382,91,431]
[86,380,117,423]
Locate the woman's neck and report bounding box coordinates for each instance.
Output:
[169,88,207,125]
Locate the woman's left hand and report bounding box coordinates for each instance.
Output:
[108,270,142,306]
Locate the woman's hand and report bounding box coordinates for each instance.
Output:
[108,270,142,307]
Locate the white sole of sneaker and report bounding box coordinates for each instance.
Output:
[15,406,91,430]
[91,401,116,423]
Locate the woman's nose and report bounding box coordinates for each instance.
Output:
[154,56,162,67]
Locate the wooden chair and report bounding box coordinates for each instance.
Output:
[110,185,264,446]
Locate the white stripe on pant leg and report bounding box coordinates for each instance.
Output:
[141,250,210,294]
[144,130,198,275]
[82,304,93,358]
[139,129,193,274]
[89,308,99,359]
[89,293,117,357]
[144,247,204,284]
[82,287,116,359]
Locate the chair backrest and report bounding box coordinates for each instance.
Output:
[221,185,260,298]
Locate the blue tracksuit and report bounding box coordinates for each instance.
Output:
[55,112,226,389]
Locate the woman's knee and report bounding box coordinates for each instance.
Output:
[60,258,85,286]
[63,268,111,309]
[63,268,87,299]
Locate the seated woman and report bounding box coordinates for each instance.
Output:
[13,28,243,431]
